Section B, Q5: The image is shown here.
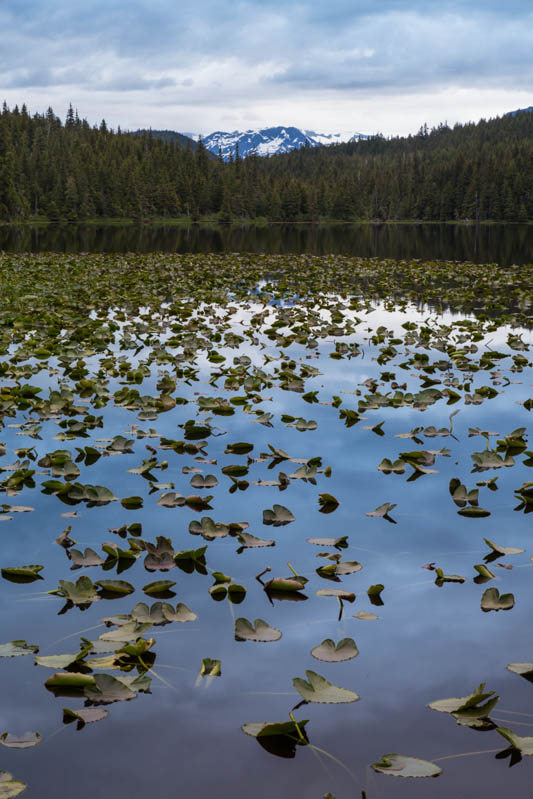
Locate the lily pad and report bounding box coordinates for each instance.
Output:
[235,618,282,642]
[0,640,39,658]
[0,732,41,749]
[242,719,309,758]
[371,753,442,778]
[496,727,533,755]
[293,670,359,704]
[481,587,515,611]
[143,580,176,597]
[0,771,27,798]
[1,564,44,583]
[310,638,359,662]
[262,504,295,526]
[62,707,108,730]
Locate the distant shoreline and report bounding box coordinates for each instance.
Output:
[1,216,532,228]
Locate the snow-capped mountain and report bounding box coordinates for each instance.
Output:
[197,126,368,161]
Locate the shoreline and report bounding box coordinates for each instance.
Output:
[1,216,532,229]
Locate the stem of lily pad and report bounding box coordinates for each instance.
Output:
[287,562,298,577]
[288,712,307,743]
[338,597,344,621]
[255,566,271,583]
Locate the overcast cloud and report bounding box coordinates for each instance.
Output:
[1,0,532,136]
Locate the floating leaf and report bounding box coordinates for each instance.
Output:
[366,502,397,523]
[190,474,218,489]
[200,658,221,677]
[0,771,27,797]
[311,638,359,662]
[237,533,275,550]
[50,576,100,605]
[120,496,144,510]
[507,663,533,683]
[62,707,108,730]
[263,505,295,526]
[457,506,491,518]
[143,580,176,597]
[353,611,378,620]
[496,727,533,755]
[0,732,41,749]
[318,493,339,514]
[316,589,355,602]
[235,618,282,642]
[293,670,359,704]
[371,754,441,778]
[95,579,135,597]
[481,587,515,612]
[1,564,44,583]
[484,538,524,557]
[69,548,105,569]
[84,674,138,705]
[0,641,39,658]
[428,683,499,718]
[242,720,309,758]
[307,536,348,550]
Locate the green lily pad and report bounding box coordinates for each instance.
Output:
[235,618,282,642]
[496,727,533,755]
[318,493,339,513]
[507,663,533,683]
[62,707,108,730]
[428,683,499,718]
[143,580,176,597]
[371,754,441,778]
[95,579,135,597]
[0,640,39,658]
[481,587,515,611]
[293,670,359,704]
[484,538,524,556]
[311,638,359,662]
[0,771,27,797]
[262,504,295,526]
[1,564,44,583]
[200,658,221,677]
[50,576,100,605]
[0,732,41,749]
[242,719,309,758]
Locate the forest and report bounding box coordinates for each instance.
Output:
[1,101,532,223]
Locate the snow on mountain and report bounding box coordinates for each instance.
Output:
[197,126,369,161]
[304,129,368,145]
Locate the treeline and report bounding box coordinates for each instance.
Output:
[1,101,533,223]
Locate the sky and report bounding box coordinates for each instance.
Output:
[1,0,533,137]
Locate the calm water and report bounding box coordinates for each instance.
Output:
[1,222,533,265]
[1,290,532,799]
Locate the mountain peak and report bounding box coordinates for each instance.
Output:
[197,126,368,160]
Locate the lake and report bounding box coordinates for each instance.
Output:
[0,252,531,799]
[1,222,533,265]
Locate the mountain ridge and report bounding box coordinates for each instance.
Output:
[180,125,369,160]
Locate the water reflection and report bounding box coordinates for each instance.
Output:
[1,295,532,798]
[1,222,533,265]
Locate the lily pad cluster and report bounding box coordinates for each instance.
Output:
[0,252,531,796]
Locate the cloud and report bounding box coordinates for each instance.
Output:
[1,1,532,134]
